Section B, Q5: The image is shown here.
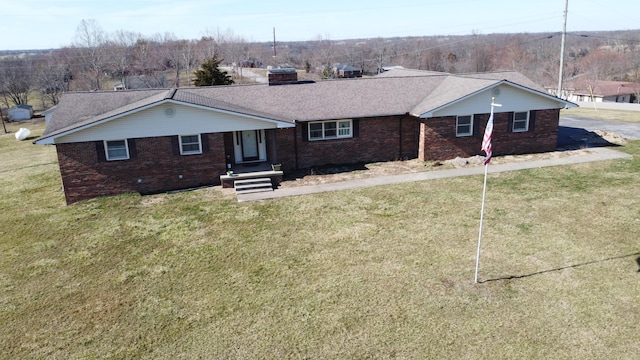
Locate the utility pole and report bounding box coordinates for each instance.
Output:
[272,27,277,60]
[557,0,569,98]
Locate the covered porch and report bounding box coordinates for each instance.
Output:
[220,123,289,190]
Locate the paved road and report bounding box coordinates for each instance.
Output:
[558,116,640,147]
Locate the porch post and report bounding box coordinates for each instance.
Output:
[268,129,278,163]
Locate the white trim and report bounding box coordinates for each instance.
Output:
[179,134,203,155]
[308,119,353,141]
[456,115,473,137]
[104,139,130,161]
[512,111,529,132]
[417,81,577,118]
[34,99,295,145]
[163,99,294,127]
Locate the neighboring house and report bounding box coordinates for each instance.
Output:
[380,66,405,72]
[114,75,167,91]
[333,63,362,78]
[549,80,640,103]
[35,69,575,204]
[8,104,33,121]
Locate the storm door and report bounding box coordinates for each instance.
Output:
[241,130,259,161]
[234,130,267,163]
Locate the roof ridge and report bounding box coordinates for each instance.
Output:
[174,88,294,123]
[165,88,177,99]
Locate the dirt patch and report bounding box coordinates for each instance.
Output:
[592,130,627,145]
[278,146,613,188]
[280,159,442,188]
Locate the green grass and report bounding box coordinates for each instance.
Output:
[1,119,640,359]
[562,106,640,123]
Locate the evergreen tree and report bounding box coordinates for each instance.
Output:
[192,54,234,86]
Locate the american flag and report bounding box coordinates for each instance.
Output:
[481,110,494,165]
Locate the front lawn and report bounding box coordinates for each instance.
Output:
[562,106,640,123]
[1,119,639,358]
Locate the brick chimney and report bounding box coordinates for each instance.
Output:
[267,68,298,85]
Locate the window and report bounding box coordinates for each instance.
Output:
[456,115,473,137]
[179,134,202,155]
[104,140,129,161]
[308,120,352,140]
[512,112,529,132]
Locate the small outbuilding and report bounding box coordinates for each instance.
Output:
[8,104,33,121]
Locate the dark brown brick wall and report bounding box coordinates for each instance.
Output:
[55,109,558,203]
[419,109,559,161]
[57,133,226,204]
[274,115,419,170]
[273,128,297,170]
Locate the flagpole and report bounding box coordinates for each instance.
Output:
[475,97,501,283]
[475,163,489,283]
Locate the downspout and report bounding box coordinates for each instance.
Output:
[399,116,403,160]
[294,120,299,169]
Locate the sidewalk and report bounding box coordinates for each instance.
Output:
[237,147,633,202]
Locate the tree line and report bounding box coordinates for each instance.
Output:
[1,19,640,113]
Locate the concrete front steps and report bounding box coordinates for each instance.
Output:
[233,178,274,195]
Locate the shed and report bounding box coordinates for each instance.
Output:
[8,104,33,121]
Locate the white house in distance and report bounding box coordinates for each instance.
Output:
[549,79,640,103]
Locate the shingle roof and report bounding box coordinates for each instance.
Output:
[375,68,451,77]
[562,79,640,97]
[184,76,450,121]
[39,70,564,142]
[44,89,170,136]
[411,76,499,116]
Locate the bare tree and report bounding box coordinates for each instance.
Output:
[107,30,141,90]
[73,19,108,90]
[181,40,197,86]
[0,57,35,105]
[579,49,628,81]
[37,54,71,106]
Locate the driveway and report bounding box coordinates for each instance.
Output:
[558,116,640,147]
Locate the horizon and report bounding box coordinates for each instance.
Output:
[2,0,640,52]
[3,29,640,54]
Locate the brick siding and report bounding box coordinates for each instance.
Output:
[57,133,226,204]
[275,115,419,170]
[419,109,559,161]
[55,109,559,203]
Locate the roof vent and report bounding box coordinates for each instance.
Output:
[164,106,176,117]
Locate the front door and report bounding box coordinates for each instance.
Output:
[241,130,259,161]
[233,130,267,163]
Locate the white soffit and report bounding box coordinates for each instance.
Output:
[56,102,292,143]
[425,84,571,118]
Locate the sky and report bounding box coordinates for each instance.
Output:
[2,0,640,51]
